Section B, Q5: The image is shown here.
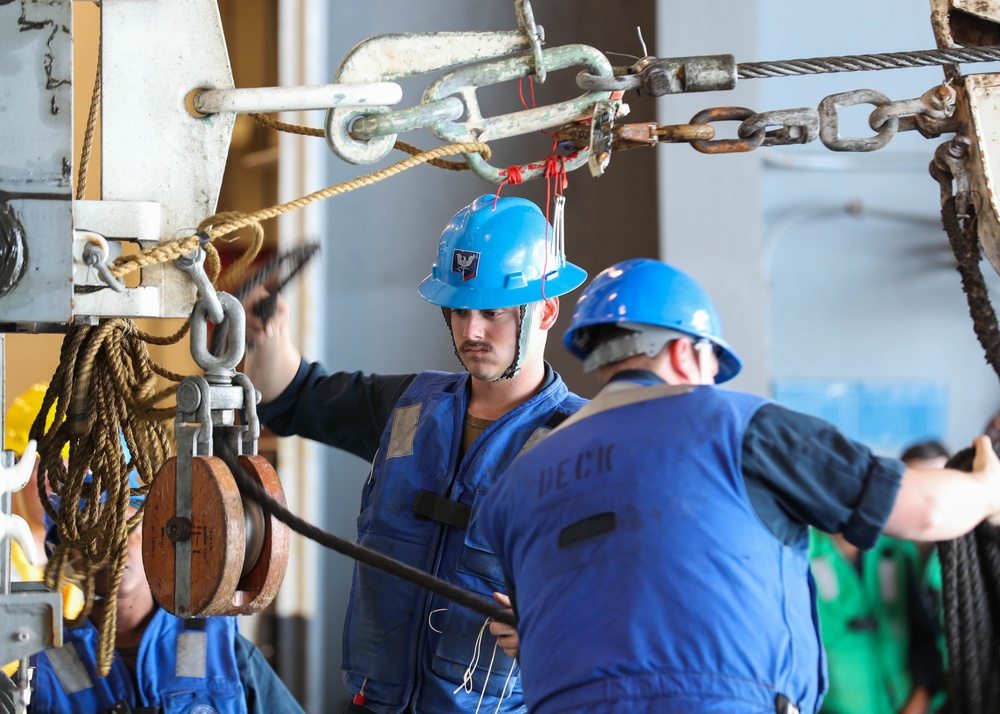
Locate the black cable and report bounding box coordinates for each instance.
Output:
[212,438,517,628]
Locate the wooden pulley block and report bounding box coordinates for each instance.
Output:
[221,454,290,616]
[143,454,291,617]
[143,455,245,617]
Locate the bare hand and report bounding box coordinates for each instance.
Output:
[489,592,519,658]
[974,435,1000,526]
[242,284,290,349]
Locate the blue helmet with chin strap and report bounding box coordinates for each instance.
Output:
[419,195,587,380]
[564,258,743,383]
[418,195,587,309]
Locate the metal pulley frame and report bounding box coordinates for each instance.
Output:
[142,293,289,617]
[929,0,1000,278]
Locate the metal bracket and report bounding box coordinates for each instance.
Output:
[172,294,259,614]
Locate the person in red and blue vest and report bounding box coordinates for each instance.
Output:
[28,440,304,714]
[242,195,589,713]
[479,258,1000,714]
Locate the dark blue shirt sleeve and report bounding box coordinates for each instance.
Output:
[741,403,905,550]
[234,633,306,714]
[256,358,415,462]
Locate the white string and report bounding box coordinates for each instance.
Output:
[453,618,491,695]
[452,617,517,714]
[637,26,649,57]
[366,448,380,485]
[428,608,447,634]
[553,195,566,264]
[491,657,517,714]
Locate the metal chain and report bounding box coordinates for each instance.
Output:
[554,84,958,156]
[693,84,957,154]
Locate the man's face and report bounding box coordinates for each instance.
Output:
[92,505,148,602]
[449,307,521,382]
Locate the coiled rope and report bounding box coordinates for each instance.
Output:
[932,145,1000,713]
[937,447,1000,714]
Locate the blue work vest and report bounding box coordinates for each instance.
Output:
[483,383,824,714]
[30,608,247,714]
[341,369,585,714]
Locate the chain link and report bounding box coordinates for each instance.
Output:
[689,83,957,155]
[554,83,959,157]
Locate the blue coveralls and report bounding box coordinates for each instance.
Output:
[482,383,830,713]
[30,608,248,713]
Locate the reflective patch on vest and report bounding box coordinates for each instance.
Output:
[516,427,550,458]
[878,556,899,603]
[811,557,839,601]
[47,641,93,694]
[175,631,208,679]
[387,403,421,459]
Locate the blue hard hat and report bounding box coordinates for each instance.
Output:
[417,195,587,309]
[44,432,144,531]
[564,258,743,383]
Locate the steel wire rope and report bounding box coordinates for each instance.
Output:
[738,46,1000,79]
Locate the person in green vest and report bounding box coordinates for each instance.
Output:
[810,528,942,714]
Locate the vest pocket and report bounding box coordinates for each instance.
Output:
[454,488,506,588]
[343,534,426,688]
[429,606,521,702]
[161,685,243,713]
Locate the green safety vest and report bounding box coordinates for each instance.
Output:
[809,531,921,714]
[922,547,948,713]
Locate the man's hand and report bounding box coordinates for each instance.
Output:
[489,592,519,658]
[241,284,301,403]
[243,284,289,349]
[973,434,1000,526]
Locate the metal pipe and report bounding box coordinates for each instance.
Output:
[193,83,403,115]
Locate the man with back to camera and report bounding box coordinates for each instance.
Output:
[479,257,1000,714]
[241,195,588,713]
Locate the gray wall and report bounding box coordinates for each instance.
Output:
[758,0,1000,453]
[659,0,1000,452]
[313,2,657,708]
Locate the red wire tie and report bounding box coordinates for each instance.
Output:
[492,165,525,209]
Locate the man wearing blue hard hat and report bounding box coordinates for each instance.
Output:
[29,435,305,714]
[242,195,588,713]
[479,258,1000,714]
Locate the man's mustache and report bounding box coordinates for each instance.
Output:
[459,341,493,353]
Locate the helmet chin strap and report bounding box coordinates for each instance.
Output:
[441,305,532,381]
[498,305,531,381]
[694,339,715,385]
